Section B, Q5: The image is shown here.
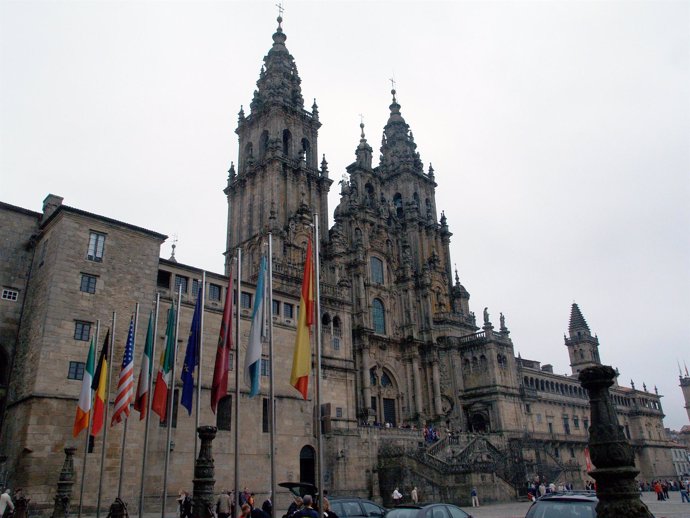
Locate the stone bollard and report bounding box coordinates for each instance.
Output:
[52,447,76,518]
[579,365,654,518]
[193,426,217,518]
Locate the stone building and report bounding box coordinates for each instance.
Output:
[0,16,676,513]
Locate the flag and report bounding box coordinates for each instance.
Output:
[134,311,154,419]
[244,254,267,397]
[181,282,204,414]
[73,336,96,437]
[151,304,176,421]
[211,270,233,413]
[91,330,110,436]
[290,237,314,399]
[111,315,136,425]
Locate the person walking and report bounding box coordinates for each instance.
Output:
[470,487,479,508]
[180,491,193,518]
[0,489,14,518]
[410,487,418,505]
[217,490,232,518]
[392,488,402,506]
[292,495,318,518]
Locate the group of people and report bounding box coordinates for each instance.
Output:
[647,479,690,502]
[422,425,440,444]
[0,488,29,518]
[284,494,337,518]
[178,487,273,518]
[526,481,577,501]
[390,487,419,506]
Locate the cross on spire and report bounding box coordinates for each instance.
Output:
[389,77,396,90]
[276,1,284,18]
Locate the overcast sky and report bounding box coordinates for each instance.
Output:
[2,0,689,430]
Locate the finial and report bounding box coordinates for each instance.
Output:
[685,361,689,377]
[428,163,435,179]
[228,161,236,180]
[321,154,329,176]
[169,234,178,263]
[630,379,635,390]
[654,385,658,395]
[679,360,683,378]
[643,382,647,392]
[454,264,459,284]
[238,105,245,121]
[276,1,284,28]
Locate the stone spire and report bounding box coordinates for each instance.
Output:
[355,121,373,169]
[569,303,591,336]
[249,16,304,114]
[379,88,423,175]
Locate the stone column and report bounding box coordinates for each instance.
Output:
[431,358,443,416]
[361,345,372,419]
[412,356,423,418]
[578,366,654,518]
[193,426,218,518]
[51,447,76,518]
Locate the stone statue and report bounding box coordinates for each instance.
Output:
[483,307,490,325]
[499,313,506,331]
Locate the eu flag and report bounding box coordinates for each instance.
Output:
[181,283,203,414]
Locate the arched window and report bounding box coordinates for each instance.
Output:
[259,130,269,159]
[370,257,384,284]
[301,138,311,166]
[332,316,342,337]
[372,298,385,334]
[321,313,331,335]
[381,372,392,387]
[393,193,403,218]
[282,129,292,157]
[299,445,316,486]
[216,395,232,431]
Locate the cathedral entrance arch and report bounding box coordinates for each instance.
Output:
[370,367,399,426]
[299,445,316,486]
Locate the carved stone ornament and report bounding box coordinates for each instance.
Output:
[193,426,218,518]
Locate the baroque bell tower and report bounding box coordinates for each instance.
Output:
[224,15,332,277]
[565,303,601,375]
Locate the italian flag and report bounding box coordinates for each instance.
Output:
[151,304,176,421]
[72,336,96,437]
[133,312,154,419]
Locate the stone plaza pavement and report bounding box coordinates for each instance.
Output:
[465,491,690,518]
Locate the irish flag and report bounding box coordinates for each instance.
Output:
[72,336,96,437]
[151,304,176,421]
[290,237,314,399]
[134,312,155,419]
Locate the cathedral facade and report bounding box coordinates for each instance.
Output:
[0,17,676,513]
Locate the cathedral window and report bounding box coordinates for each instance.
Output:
[208,283,221,301]
[332,316,342,337]
[282,129,292,156]
[301,138,311,166]
[381,372,392,387]
[370,257,384,284]
[175,275,188,294]
[259,130,269,159]
[393,193,403,218]
[87,231,106,262]
[321,313,331,335]
[68,361,85,380]
[217,396,232,431]
[573,416,579,429]
[74,321,91,341]
[80,274,97,294]
[372,298,386,334]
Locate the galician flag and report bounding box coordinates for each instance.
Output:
[244,254,267,398]
[72,336,96,437]
[290,237,314,399]
[133,311,155,419]
[151,304,176,421]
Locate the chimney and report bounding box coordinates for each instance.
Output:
[41,194,64,222]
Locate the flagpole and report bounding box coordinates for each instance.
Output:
[267,234,276,509]
[96,312,116,518]
[162,287,182,518]
[234,250,241,518]
[313,215,324,511]
[195,271,206,461]
[78,320,99,518]
[117,304,139,499]
[139,294,160,516]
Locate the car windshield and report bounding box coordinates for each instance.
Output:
[385,509,419,518]
[525,500,596,518]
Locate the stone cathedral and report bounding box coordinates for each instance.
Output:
[0,16,677,514]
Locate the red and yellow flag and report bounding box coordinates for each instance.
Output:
[290,238,314,399]
[90,330,110,436]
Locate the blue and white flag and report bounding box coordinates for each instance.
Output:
[244,254,267,397]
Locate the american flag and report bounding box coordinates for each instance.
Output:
[112,315,136,425]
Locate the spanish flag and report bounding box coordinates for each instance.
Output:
[290,237,314,399]
[90,330,110,436]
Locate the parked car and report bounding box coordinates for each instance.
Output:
[384,503,473,518]
[524,491,598,518]
[329,498,386,518]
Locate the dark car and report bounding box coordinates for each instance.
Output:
[384,503,472,518]
[524,491,598,518]
[329,498,386,518]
